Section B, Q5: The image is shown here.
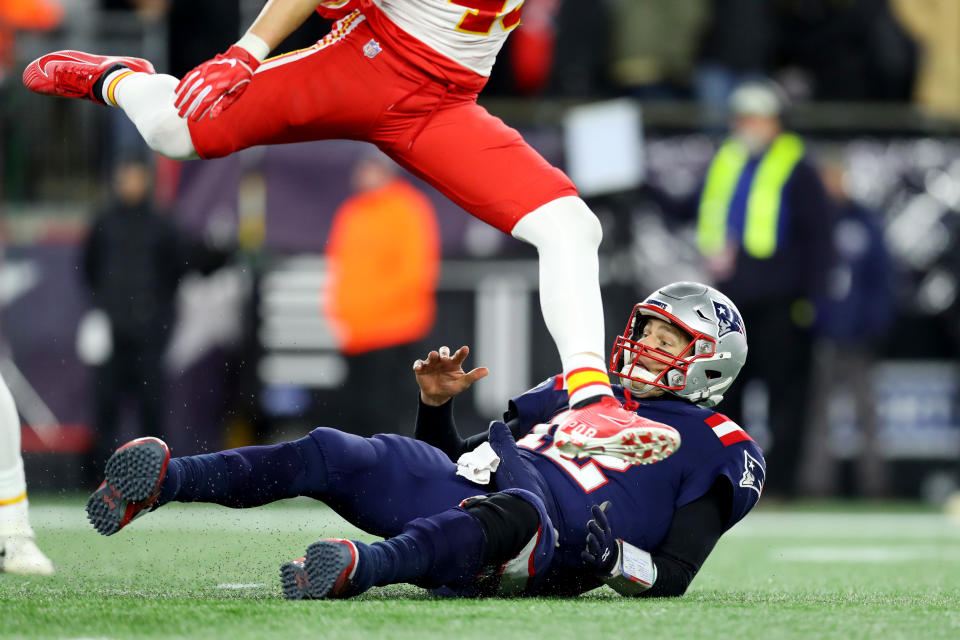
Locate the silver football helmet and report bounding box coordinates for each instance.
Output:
[609,282,748,407]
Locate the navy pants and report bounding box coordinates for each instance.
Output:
[161,427,486,538]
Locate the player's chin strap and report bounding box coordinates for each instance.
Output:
[602,540,657,596]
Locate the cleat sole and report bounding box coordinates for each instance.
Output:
[303,541,355,599]
[85,484,125,536]
[85,437,169,536]
[555,426,680,466]
[104,438,168,502]
[280,558,312,600]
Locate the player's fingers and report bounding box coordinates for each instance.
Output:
[586,520,604,539]
[585,532,601,555]
[462,367,489,385]
[581,550,597,565]
[592,503,611,531]
[438,346,450,358]
[451,345,470,365]
[412,359,424,371]
[174,71,202,110]
[425,351,440,365]
[186,86,215,121]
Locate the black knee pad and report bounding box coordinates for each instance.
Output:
[463,493,541,567]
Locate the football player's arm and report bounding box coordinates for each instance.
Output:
[413,346,490,460]
[640,478,730,597]
[415,397,525,461]
[174,0,319,120]
[246,0,323,53]
[584,478,730,597]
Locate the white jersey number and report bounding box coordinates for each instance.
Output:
[517,432,630,494]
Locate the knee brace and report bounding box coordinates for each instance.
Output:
[460,488,558,596]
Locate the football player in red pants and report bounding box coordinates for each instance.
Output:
[24,0,641,444]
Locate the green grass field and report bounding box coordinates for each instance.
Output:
[3,497,959,639]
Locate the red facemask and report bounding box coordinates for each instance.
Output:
[609,304,715,393]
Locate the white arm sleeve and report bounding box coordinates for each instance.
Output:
[603,540,657,596]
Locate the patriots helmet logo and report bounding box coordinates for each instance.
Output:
[644,299,670,312]
[713,300,745,338]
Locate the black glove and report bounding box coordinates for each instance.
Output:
[581,501,618,575]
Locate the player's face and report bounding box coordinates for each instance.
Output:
[635,318,692,370]
[621,318,693,398]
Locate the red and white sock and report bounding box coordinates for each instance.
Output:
[511,197,615,409]
[99,66,136,107]
[564,353,614,407]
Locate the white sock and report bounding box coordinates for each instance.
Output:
[0,373,31,537]
[113,73,198,160]
[511,196,614,406]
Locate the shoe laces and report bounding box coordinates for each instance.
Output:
[55,64,96,97]
[623,388,640,412]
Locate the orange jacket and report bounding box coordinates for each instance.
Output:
[325,179,440,355]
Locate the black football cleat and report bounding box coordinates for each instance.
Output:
[280,557,313,600]
[282,538,365,600]
[86,437,169,536]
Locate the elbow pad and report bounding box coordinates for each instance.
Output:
[603,540,657,596]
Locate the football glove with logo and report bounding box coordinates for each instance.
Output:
[174,44,261,121]
[582,501,618,574]
[582,501,657,596]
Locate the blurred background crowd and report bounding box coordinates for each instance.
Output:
[1,0,959,503]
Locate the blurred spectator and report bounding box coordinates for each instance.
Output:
[81,158,229,478]
[166,0,239,78]
[0,0,63,198]
[608,0,708,99]
[98,0,240,80]
[99,0,166,20]
[324,153,440,436]
[548,0,611,97]
[0,0,62,80]
[694,0,778,109]
[695,81,836,498]
[800,154,895,498]
[892,0,960,118]
[507,0,559,95]
[778,0,917,102]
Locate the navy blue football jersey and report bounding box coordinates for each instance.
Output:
[507,375,765,568]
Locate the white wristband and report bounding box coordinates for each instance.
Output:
[235,33,271,62]
[604,540,657,596]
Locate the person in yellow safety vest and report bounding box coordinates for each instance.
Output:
[695,80,836,499]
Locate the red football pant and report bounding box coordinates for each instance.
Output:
[187,15,576,234]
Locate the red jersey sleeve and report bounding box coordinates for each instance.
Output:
[316,0,360,20]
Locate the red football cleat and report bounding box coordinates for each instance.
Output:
[85,437,169,536]
[553,396,681,465]
[22,50,154,104]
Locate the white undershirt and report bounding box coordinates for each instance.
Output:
[372,0,525,76]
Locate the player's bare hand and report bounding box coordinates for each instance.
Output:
[413,345,488,407]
